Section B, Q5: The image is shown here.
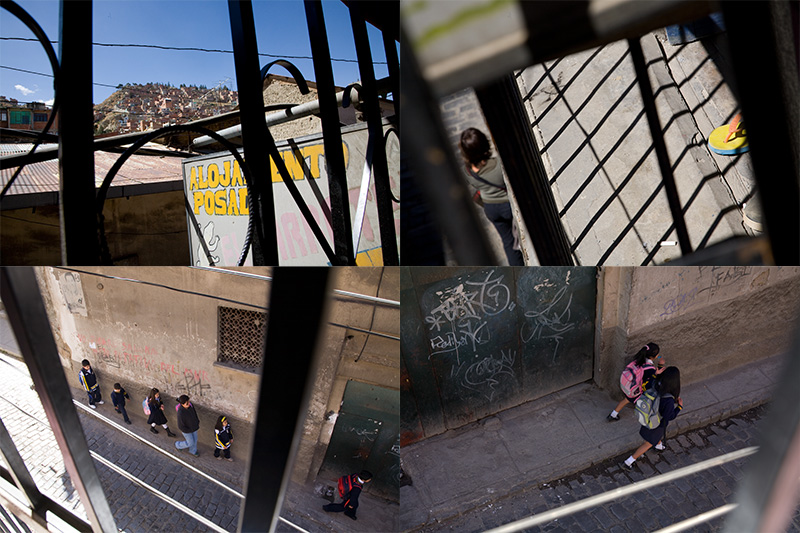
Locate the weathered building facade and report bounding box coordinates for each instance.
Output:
[36,266,400,500]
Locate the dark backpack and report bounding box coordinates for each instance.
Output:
[635,389,673,429]
[337,474,363,499]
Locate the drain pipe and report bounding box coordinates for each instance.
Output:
[192,76,393,148]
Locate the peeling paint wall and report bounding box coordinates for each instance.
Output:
[597,266,800,393]
[36,266,399,497]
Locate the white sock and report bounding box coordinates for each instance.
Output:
[655,442,665,450]
[610,410,619,417]
[624,456,635,466]
[162,424,169,429]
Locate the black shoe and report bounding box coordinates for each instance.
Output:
[621,461,634,471]
[322,505,332,512]
[606,413,620,422]
[150,426,158,434]
[125,419,132,425]
[166,429,176,437]
[345,512,357,521]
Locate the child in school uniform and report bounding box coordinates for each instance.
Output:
[622,366,683,470]
[607,342,665,421]
[110,383,132,425]
[214,415,234,461]
[146,388,176,437]
[78,359,104,409]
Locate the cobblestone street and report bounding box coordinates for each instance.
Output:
[413,404,800,533]
[0,352,244,532]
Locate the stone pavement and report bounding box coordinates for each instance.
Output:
[433,26,756,267]
[410,403,800,532]
[400,352,787,531]
[0,341,396,532]
[517,29,754,266]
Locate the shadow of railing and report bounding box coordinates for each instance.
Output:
[519,33,751,265]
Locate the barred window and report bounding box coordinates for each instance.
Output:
[217,306,267,371]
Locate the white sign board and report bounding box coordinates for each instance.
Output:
[182,121,399,266]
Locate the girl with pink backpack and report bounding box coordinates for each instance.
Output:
[607,342,664,421]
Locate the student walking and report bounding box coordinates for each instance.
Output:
[175,395,200,457]
[459,127,524,266]
[110,383,132,425]
[213,415,234,461]
[607,342,664,421]
[146,388,176,437]
[78,359,104,409]
[622,366,683,470]
[323,470,373,520]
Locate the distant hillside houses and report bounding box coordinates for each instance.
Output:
[94,82,238,134]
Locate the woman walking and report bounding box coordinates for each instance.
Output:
[459,127,524,266]
[622,366,683,470]
[607,342,664,421]
[146,388,176,437]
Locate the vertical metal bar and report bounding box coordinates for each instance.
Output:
[0,268,116,533]
[399,27,495,265]
[304,0,355,266]
[475,74,573,265]
[720,0,800,265]
[0,416,46,512]
[228,0,279,266]
[723,305,800,533]
[627,37,693,256]
[382,31,400,123]
[238,268,330,533]
[58,0,100,265]
[350,5,400,265]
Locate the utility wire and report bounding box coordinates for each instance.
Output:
[0,36,387,64]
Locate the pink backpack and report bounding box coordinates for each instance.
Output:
[620,360,654,398]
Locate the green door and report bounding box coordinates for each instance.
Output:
[319,380,399,502]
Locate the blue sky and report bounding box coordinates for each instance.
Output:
[0,0,393,106]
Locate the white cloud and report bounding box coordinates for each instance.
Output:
[14,84,35,96]
[38,98,55,106]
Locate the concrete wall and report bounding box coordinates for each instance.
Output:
[35,266,399,493]
[596,266,800,393]
[294,267,400,496]
[38,267,270,422]
[2,190,189,265]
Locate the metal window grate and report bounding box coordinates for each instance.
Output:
[217,306,267,369]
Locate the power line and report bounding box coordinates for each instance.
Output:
[1,64,118,88]
[0,36,387,64]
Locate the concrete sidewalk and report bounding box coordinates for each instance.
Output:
[400,353,785,531]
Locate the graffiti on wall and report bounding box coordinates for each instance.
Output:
[642,266,758,319]
[75,333,211,396]
[422,270,581,400]
[521,286,575,362]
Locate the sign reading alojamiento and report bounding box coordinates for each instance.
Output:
[181,121,399,266]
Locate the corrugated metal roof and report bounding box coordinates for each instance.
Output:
[1,144,183,200]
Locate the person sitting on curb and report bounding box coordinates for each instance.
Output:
[175,395,200,457]
[323,470,372,520]
[607,342,664,421]
[78,359,104,409]
[622,366,683,470]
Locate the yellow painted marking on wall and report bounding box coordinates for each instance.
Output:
[356,247,384,266]
[187,141,347,215]
[412,0,513,49]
